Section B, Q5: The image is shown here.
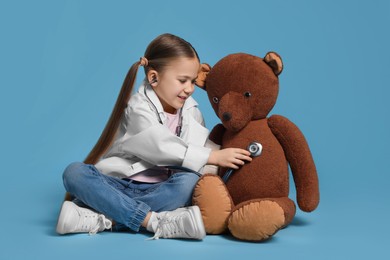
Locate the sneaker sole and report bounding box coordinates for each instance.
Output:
[187,206,206,240]
[56,201,73,235]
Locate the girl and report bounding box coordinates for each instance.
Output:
[56,33,252,240]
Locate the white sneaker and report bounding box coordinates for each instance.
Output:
[149,206,206,240]
[56,201,112,235]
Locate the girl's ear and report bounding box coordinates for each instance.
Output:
[195,63,211,90]
[264,52,283,76]
[147,70,159,87]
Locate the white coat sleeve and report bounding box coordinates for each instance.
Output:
[117,101,211,172]
[200,139,221,175]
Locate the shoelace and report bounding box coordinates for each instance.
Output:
[86,214,112,235]
[148,215,184,240]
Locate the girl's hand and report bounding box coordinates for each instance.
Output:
[208,148,252,169]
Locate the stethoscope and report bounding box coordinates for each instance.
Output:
[144,83,261,179]
[222,142,263,183]
[144,84,183,137]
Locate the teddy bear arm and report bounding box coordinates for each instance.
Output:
[209,123,226,145]
[268,115,319,212]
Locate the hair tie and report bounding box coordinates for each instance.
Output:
[139,57,149,67]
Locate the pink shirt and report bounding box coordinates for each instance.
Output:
[128,111,180,183]
[165,111,181,135]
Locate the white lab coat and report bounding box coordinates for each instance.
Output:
[95,80,218,179]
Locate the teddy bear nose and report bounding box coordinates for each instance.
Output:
[222,112,232,121]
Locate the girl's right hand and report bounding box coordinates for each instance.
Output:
[208,148,252,169]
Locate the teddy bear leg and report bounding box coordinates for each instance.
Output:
[227,199,286,241]
[192,174,233,234]
[266,197,296,227]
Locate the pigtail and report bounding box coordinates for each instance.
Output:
[84,61,141,164]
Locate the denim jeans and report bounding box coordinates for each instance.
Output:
[62,162,200,232]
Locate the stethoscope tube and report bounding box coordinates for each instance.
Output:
[144,84,183,137]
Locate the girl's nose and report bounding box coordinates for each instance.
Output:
[184,83,194,94]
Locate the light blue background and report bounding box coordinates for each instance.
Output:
[1,0,389,259]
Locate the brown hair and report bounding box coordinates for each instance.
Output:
[84,33,200,164]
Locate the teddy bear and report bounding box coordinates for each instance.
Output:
[193,52,320,241]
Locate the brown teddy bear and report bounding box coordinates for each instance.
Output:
[193,52,320,241]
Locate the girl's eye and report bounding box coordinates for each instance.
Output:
[213,97,219,104]
[179,80,186,84]
[244,92,252,98]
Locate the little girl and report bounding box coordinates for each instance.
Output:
[56,33,252,240]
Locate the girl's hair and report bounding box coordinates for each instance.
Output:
[84,33,200,164]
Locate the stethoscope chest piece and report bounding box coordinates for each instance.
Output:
[247,142,262,157]
[222,141,263,183]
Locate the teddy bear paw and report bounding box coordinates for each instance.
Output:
[228,200,285,241]
[193,174,233,234]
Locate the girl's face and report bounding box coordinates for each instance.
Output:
[150,57,200,114]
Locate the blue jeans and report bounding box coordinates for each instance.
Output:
[62,162,200,232]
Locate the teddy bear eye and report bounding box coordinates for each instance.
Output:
[212,97,219,104]
[244,92,252,98]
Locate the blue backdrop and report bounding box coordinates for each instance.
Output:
[1,0,389,259]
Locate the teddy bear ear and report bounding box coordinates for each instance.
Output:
[195,63,212,90]
[264,52,283,76]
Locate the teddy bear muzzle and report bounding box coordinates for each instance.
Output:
[222,112,232,121]
[218,92,252,132]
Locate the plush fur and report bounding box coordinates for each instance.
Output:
[192,52,319,241]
